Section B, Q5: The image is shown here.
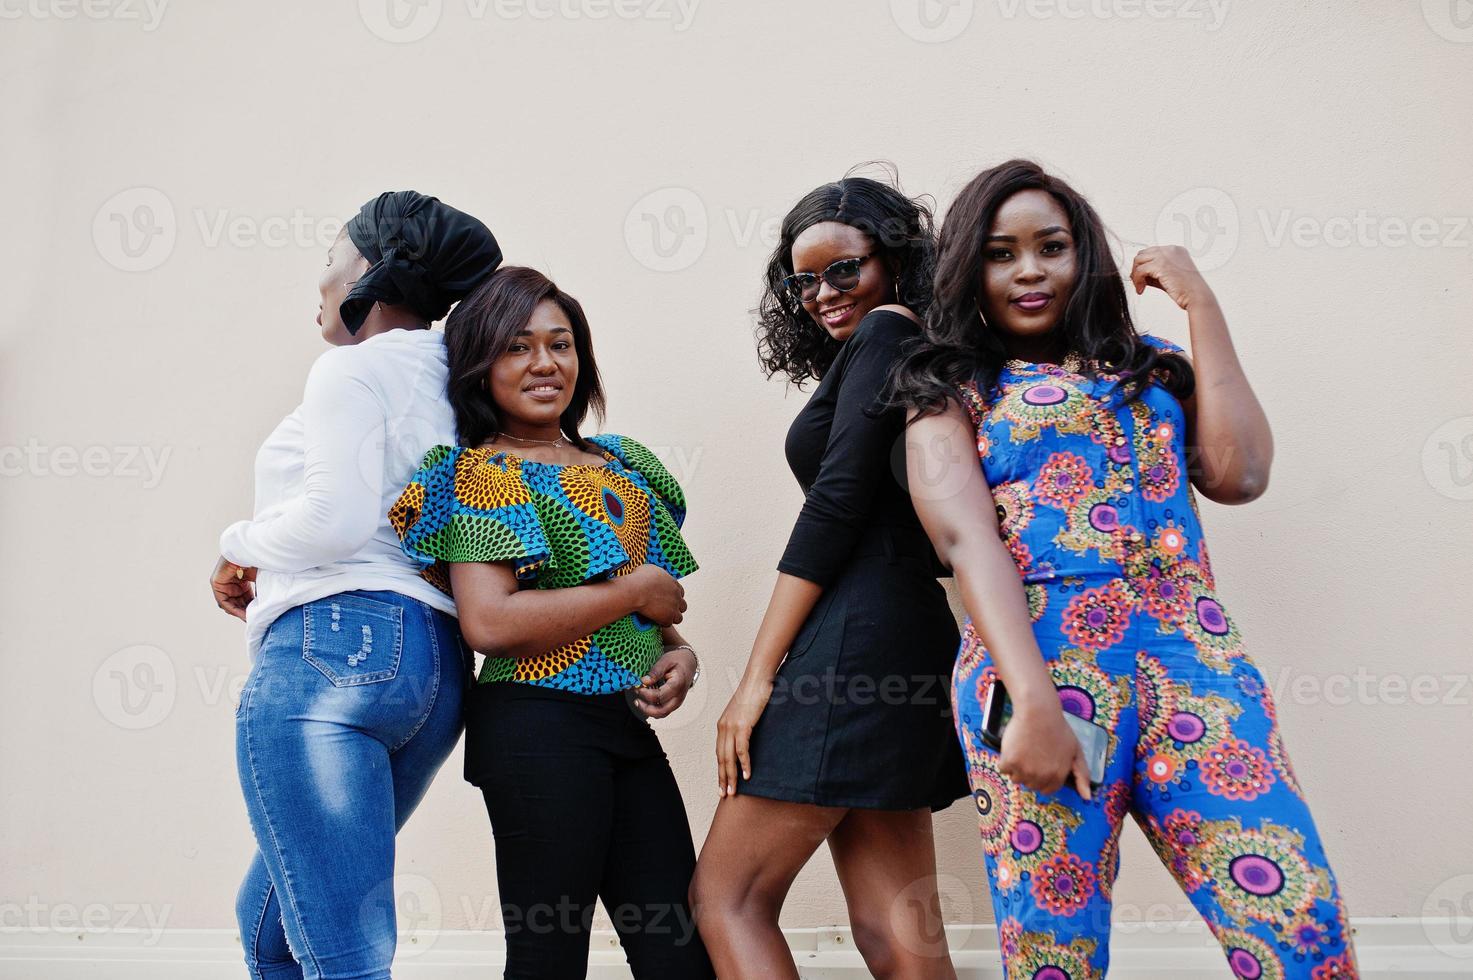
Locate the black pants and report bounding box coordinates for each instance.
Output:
[464,682,714,980]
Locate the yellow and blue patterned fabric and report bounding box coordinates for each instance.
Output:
[952,336,1359,979]
[388,434,696,693]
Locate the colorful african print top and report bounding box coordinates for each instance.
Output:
[956,334,1241,666]
[388,433,697,694]
[949,338,1360,977]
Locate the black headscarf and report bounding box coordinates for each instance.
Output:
[341,191,502,335]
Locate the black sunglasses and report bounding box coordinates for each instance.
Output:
[781,254,873,304]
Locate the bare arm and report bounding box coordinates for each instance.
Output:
[905,402,1058,714]
[906,400,1091,797]
[448,561,685,660]
[738,573,824,689]
[1131,246,1274,504]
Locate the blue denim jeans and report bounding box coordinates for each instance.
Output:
[234,590,469,980]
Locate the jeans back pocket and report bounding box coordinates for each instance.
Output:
[302,592,404,686]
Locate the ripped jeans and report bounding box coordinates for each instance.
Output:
[234,590,469,980]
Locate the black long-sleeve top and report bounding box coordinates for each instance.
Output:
[778,309,932,587]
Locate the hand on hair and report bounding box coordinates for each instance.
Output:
[1130,245,1213,311]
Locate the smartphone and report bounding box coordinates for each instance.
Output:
[979,678,1109,793]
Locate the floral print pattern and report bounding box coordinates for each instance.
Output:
[950,338,1357,978]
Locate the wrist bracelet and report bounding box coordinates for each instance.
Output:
[667,643,700,686]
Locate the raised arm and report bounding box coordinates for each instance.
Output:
[448,561,686,660]
[220,348,387,572]
[905,399,1090,798]
[1130,245,1274,504]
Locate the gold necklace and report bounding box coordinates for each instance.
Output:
[496,431,568,449]
[1004,351,1086,373]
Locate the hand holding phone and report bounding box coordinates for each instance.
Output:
[980,678,1109,797]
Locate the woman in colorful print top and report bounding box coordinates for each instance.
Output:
[895,160,1358,979]
[392,432,696,692]
[390,267,714,979]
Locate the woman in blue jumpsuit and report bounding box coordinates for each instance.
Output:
[895,159,1358,979]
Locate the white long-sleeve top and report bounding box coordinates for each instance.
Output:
[220,327,460,658]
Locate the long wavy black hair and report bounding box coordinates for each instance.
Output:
[890,159,1194,417]
[444,266,606,449]
[756,167,936,386]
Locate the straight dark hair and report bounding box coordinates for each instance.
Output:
[756,166,936,386]
[444,266,606,449]
[890,159,1194,417]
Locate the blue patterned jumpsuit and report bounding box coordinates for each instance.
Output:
[951,336,1359,979]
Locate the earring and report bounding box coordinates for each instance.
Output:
[893,279,901,303]
[975,302,990,330]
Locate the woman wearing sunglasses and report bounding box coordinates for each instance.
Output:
[690,173,966,979]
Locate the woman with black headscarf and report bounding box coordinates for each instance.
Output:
[209,191,501,979]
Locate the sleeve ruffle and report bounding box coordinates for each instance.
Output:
[586,434,697,579]
[1141,333,1186,355]
[389,445,553,586]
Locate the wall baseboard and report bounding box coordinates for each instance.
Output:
[0,918,1465,978]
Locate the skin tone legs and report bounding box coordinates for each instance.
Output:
[692,797,953,980]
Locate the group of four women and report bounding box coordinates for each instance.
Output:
[212,163,1359,979]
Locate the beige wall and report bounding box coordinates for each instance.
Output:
[2,0,1470,942]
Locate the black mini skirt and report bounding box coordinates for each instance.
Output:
[738,531,967,811]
